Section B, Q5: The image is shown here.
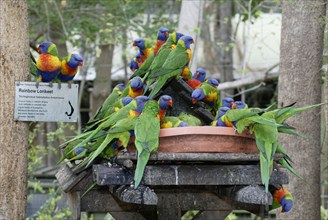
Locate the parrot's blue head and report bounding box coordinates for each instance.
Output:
[222,97,235,109]
[132,38,145,50]
[129,60,139,72]
[158,95,173,110]
[135,52,142,63]
[218,106,230,118]
[158,27,169,41]
[234,101,247,109]
[280,196,293,213]
[75,147,86,155]
[216,118,227,127]
[121,97,134,106]
[193,68,206,82]
[191,88,205,104]
[177,121,189,127]
[68,53,84,68]
[175,32,184,43]
[115,83,125,92]
[207,78,219,88]
[179,35,194,49]
[135,95,150,113]
[130,77,144,90]
[37,41,54,54]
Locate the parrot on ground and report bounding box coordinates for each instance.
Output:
[187,68,206,90]
[270,188,293,213]
[142,32,184,91]
[132,38,153,63]
[134,100,161,188]
[57,53,83,88]
[130,27,169,79]
[148,35,194,99]
[161,116,189,128]
[36,41,61,86]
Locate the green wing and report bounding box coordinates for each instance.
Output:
[134,101,160,188]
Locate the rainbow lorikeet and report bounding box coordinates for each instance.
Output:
[215,106,233,127]
[221,97,235,109]
[143,32,184,90]
[178,112,202,126]
[132,38,153,63]
[187,68,206,90]
[148,35,194,99]
[161,116,189,128]
[120,76,145,98]
[64,96,149,156]
[36,41,61,85]
[158,95,173,121]
[86,83,125,125]
[270,188,293,213]
[57,53,83,84]
[191,82,221,117]
[130,27,169,79]
[129,60,139,73]
[134,100,161,188]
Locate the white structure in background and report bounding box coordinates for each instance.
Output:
[232,13,281,79]
[177,0,205,73]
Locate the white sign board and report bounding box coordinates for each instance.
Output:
[14,82,79,122]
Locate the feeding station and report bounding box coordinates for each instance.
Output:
[56,78,289,220]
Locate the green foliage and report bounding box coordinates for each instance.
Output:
[27,122,77,219]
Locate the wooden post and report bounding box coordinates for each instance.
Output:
[0,0,29,219]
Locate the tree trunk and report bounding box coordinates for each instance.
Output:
[216,0,234,97]
[278,1,326,219]
[92,44,114,115]
[0,1,29,219]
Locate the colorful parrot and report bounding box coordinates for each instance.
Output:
[134,100,161,188]
[187,67,206,90]
[215,107,233,127]
[65,96,149,156]
[57,53,83,86]
[143,32,184,91]
[130,27,169,79]
[206,78,219,88]
[222,97,235,109]
[148,35,194,99]
[36,41,61,85]
[178,112,202,126]
[161,116,189,128]
[191,82,221,116]
[158,95,173,121]
[129,60,139,73]
[233,101,248,109]
[270,188,293,213]
[132,38,153,62]
[121,76,145,98]
[87,83,125,125]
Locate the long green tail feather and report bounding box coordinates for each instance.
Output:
[134,150,151,188]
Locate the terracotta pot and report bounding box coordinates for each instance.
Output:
[128,126,258,153]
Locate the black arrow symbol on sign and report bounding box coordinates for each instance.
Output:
[65,101,74,117]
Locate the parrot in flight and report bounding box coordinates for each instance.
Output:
[134,100,161,188]
[57,53,83,88]
[130,27,169,79]
[187,67,206,90]
[270,188,293,213]
[148,35,194,99]
[36,41,61,86]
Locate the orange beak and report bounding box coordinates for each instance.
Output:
[168,100,173,107]
[37,47,41,53]
[164,32,169,37]
[231,102,236,109]
[132,42,137,46]
[78,62,83,67]
[196,72,200,78]
[192,98,197,104]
